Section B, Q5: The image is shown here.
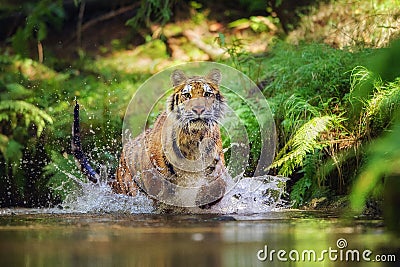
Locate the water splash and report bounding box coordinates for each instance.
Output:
[210,175,289,214]
[59,170,288,214]
[60,171,155,214]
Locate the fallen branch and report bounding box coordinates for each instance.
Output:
[80,3,140,33]
[67,3,141,45]
[183,29,227,60]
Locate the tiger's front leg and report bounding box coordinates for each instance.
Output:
[195,155,228,207]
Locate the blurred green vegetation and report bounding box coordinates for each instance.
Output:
[0,0,399,224]
[0,53,149,205]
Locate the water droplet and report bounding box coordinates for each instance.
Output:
[191,233,204,242]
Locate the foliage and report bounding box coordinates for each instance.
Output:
[0,100,53,137]
[261,42,364,102]
[287,0,400,48]
[125,0,174,30]
[347,40,400,213]
[216,40,383,207]
[221,90,263,176]
[44,151,85,201]
[228,16,279,33]
[289,175,312,207]
[350,119,400,212]
[0,53,142,206]
[0,88,54,204]
[349,66,400,138]
[10,0,65,58]
[270,115,336,177]
[262,40,400,209]
[217,35,261,80]
[225,41,393,209]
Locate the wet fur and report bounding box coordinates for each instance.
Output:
[73,69,228,209]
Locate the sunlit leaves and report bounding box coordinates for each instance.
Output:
[270,116,336,177]
[0,100,53,137]
[348,61,400,212]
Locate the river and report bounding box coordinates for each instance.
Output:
[0,209,398,267]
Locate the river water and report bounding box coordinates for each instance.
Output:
[0,209,398,267]
[0,175,399,266]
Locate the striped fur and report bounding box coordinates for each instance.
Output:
[73,69,228,208]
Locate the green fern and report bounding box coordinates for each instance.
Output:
[270,115,335,176]
[0,100,53,137]
[44,151,85,201]
[363,78,400,133]
[280,94,321,140]
[349,66,400,136]
[290,176,312,206]
[126,0,172,29]
[0,100,53,183]
[349,65,400,212]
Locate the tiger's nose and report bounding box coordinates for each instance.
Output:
[192,106,205,115]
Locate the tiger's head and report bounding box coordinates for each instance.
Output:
[167,69,226,130]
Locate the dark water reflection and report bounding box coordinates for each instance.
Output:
[0,209,398,267]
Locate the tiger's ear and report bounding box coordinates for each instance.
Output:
[171,69,187,87]
[206,69,222,85]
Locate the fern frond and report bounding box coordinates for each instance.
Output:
[0,134,9,155]
[284,94,320,119]
[364,78,400,127]
[0,83,32,100]
[280,94,322,141]
[270,116,335,176]
[0,113,10,121]
[350,66,400,135]
[0,100,53,136]
[349,66,375,92]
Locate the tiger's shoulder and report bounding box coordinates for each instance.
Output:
[114,69,227,205]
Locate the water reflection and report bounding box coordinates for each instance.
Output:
[0,211,398,267]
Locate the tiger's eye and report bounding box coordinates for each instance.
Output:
[204,92,213,97]
[183,93,191,98]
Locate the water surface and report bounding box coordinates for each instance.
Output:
[0,209,398,267]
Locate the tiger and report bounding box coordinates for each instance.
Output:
[72,68,229,210]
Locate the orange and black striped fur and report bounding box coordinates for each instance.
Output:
[72,69,228,208]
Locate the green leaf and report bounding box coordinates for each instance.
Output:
[45,151,85,201]
[350,120,400,212]
[0,134,9,156]
[4,140,24,164]
[10,28,29,57]
[37,22,47,41]
[270,116,335,176]
[228,18,250,28]
[218,33,226,47]
[0,100,53,136]
[1,83,32,100]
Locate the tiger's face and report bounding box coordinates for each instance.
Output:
[167,69,225,130]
